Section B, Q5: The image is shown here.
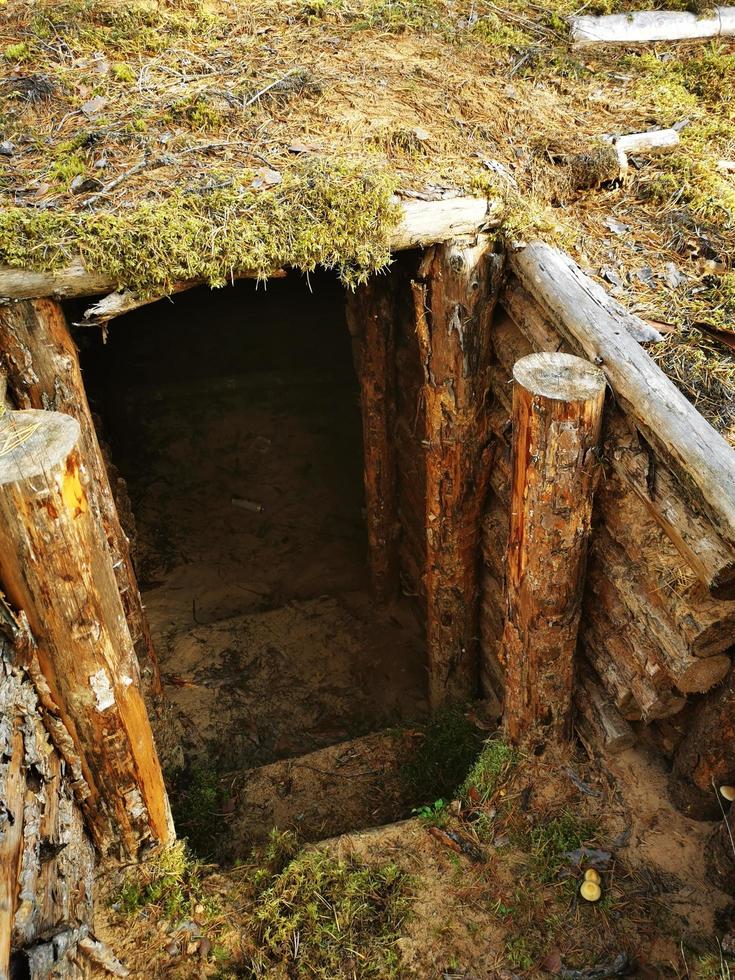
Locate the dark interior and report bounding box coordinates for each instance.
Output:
[74,271,427,774]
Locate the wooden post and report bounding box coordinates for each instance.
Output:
[502,352,605,745]
[346,279,399,602]
[0,298,161,695]
[412,238,504,707]
[669,666,735,819]
[0,409,174,859]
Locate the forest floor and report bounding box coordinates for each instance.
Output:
[1,0,734,440]
[95,730,734,979]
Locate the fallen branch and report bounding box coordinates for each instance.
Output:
[570,7,735,44]
[604,128,680,155]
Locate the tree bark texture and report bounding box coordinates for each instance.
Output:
[502,352,605,745]
[346,278,399,602]
[0,298,161,695]
[1,637,97,980]
[412,238,504,707]
[0,409,173,859]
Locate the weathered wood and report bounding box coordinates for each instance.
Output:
[606,129,679,155]
[412,239,504,706]
[0,299,161,694]
[346,277,399,602]
[670,666,735,819]
[575,661,635,755]
[510,244,735,561]
[590,532,731,694]
[597,475,735,659]
[502,352,605,745]
[0,197,502,303]
[0,410,173,859]
[1,637,95,979]
[501,285,735,598]
[1,725,24,979]
[570,7,735,44]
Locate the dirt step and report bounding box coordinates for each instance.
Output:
[218,728,423,862]
[157,593,427,772]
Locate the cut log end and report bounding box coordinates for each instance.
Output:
[0,411,80,484]
[512,351,606,404]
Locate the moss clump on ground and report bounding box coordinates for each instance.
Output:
[114,839,217,922]
[112,829,411,979]
[401,705,485,804]
[0,157,401,294]
[241,831,411,978]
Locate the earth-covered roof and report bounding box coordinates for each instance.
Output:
[0,0,733,438]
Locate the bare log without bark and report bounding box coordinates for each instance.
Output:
[0,410,173,859]
[510,244,735,568]
[570,7,735,44]
[670,666,735,819]
[0,299,161,695]
[0,197,502,304]
[605,129,679,155]
[346,277,399,602]
[413,239,504,707]
[575,662,635,754]
[502,352,605,745]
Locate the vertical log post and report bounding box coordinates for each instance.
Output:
[669,666,735,819]
[346,279,399,603]
[502,352,605,745]
[0,409,174,859]
[412,239,504,708]
[0,299,161,695]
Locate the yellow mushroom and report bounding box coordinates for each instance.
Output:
[719,785,735,802]
[584,868,601,884]
[580,879,602,902]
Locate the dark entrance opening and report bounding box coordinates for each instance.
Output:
[76,272,428,795]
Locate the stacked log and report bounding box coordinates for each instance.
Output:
[482,255,734,761]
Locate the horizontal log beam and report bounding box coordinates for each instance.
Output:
[0,197,502,305]
[570,7,735,44]
[510,243,735,560]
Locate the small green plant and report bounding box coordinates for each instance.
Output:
[171,763,226,858]
[505,934,538,970]
[461,736,516,805]
[402,705,484,804]
[525,810,598,883]
[412,798,448,825]
[114,840,216,923]
[4,41,31,61]
[112,61,136,83]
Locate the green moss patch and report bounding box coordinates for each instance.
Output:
[0,157,401,293]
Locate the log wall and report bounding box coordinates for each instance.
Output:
[480,276,735,764]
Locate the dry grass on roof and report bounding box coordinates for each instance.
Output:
[0,0,733,438]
